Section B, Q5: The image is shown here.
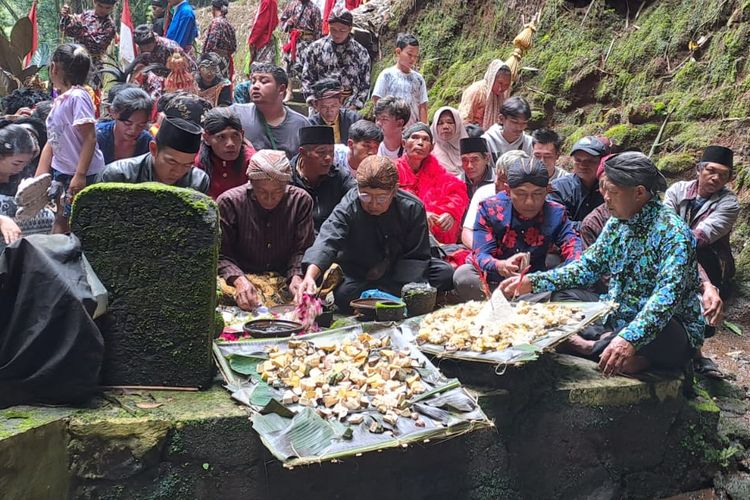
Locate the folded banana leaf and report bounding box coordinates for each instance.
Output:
[400,301,616,366]
[214,324,492,467]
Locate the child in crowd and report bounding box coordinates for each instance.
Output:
[371,33,428,126]
[36,43,105,234]
[373,96,410,160]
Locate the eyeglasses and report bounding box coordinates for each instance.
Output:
[357,189,393,205]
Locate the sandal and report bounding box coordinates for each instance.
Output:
[694,356,724,379]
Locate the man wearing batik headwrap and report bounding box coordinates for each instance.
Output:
[280,0,323,85]
[217,149,315,310]
[308,78,361,144]
[98,116,209,193]
[291,125,356,230]
[195,52,232,107]
[151,92,212,136]
[664,145,739,378]
[134,24,196,72]
[301,8,371,110]
[396,123,468,244]
[196,107,257,199]
[298,155,454,312]
[454,157,581,302]
[501,152,705,375]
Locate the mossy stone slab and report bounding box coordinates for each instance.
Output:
[71,183,219,388]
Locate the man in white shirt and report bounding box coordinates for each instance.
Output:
[333,119,383,175]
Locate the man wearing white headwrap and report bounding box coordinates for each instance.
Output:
[216,149,315,310]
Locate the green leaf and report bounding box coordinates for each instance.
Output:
[249,381,275,407]
[724,321,743,336]
[10,17,33,61]
[202,463,210,470]
[281,408,337,457]
[251,412,291,434]
[228,353,268,375]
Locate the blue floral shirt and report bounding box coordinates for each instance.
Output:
[529,199,705,350]
[473,193,582,282]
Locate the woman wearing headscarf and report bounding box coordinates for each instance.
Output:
[458,60,512,131]
[430,106,467,176]
[196,52,233,107]
[217,149,315,310]
[297,155,454,312]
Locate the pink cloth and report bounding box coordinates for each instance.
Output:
[396,154,469,244]
[46,86,105,176]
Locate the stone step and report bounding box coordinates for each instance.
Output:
[0,354,724,500]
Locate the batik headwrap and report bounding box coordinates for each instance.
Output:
[356,155,399,191]
[604,152,667,194]
[506,157,549,188]
[247,149,292,183]
[402,122,432,142]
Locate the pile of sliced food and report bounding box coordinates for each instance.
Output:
[257,333,429,428]
[416,301,584,353]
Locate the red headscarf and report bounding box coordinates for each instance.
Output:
[248,0,279,49]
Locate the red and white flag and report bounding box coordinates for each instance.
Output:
[119,0,136,64]
[24,1,38,68]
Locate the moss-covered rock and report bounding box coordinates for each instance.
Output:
[657,152,696,175]
[70,183,219,388]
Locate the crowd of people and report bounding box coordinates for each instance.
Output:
[0,0,741,379]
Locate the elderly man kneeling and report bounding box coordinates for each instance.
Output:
[297,156,454,313]
[217,150,315,310]
[501,152,705,375]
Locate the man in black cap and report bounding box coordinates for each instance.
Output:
[300,8,371,110]
[460,137,494,199]
[98,116,209,193]
[502,152,705,376]
[308,78,362,144]
[229,64,311,159]
[548,135,608,228]
[151,0,168,36]
[290,125,356,231]
[454,157,581,302]
[665,145,739,378]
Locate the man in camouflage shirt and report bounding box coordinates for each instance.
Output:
[60,0,117,88]
[280,0,323,81]
[301,8,371,110]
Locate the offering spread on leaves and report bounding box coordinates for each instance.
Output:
[416,301,584,353]
[257,333,429,428]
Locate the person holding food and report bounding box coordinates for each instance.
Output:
[453,157,582,302]
[217,149,315,310]
[500,152,705,376]
[297,155,454,313]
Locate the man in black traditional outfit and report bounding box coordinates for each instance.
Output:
[297,155,454,312]
[290,125,356,230]
[98,117,209,193]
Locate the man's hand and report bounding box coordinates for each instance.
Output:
[701,283,723,327]
[68,173,87,198]
[498,274,532,298]
[426,212,439,228]
[495,253,527,278]
[598,336,636,376]
[0,215,22,244]
[295,275,318,304]
[436,213,455,232]
[288,275,304,298]
[233,276,260,311]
